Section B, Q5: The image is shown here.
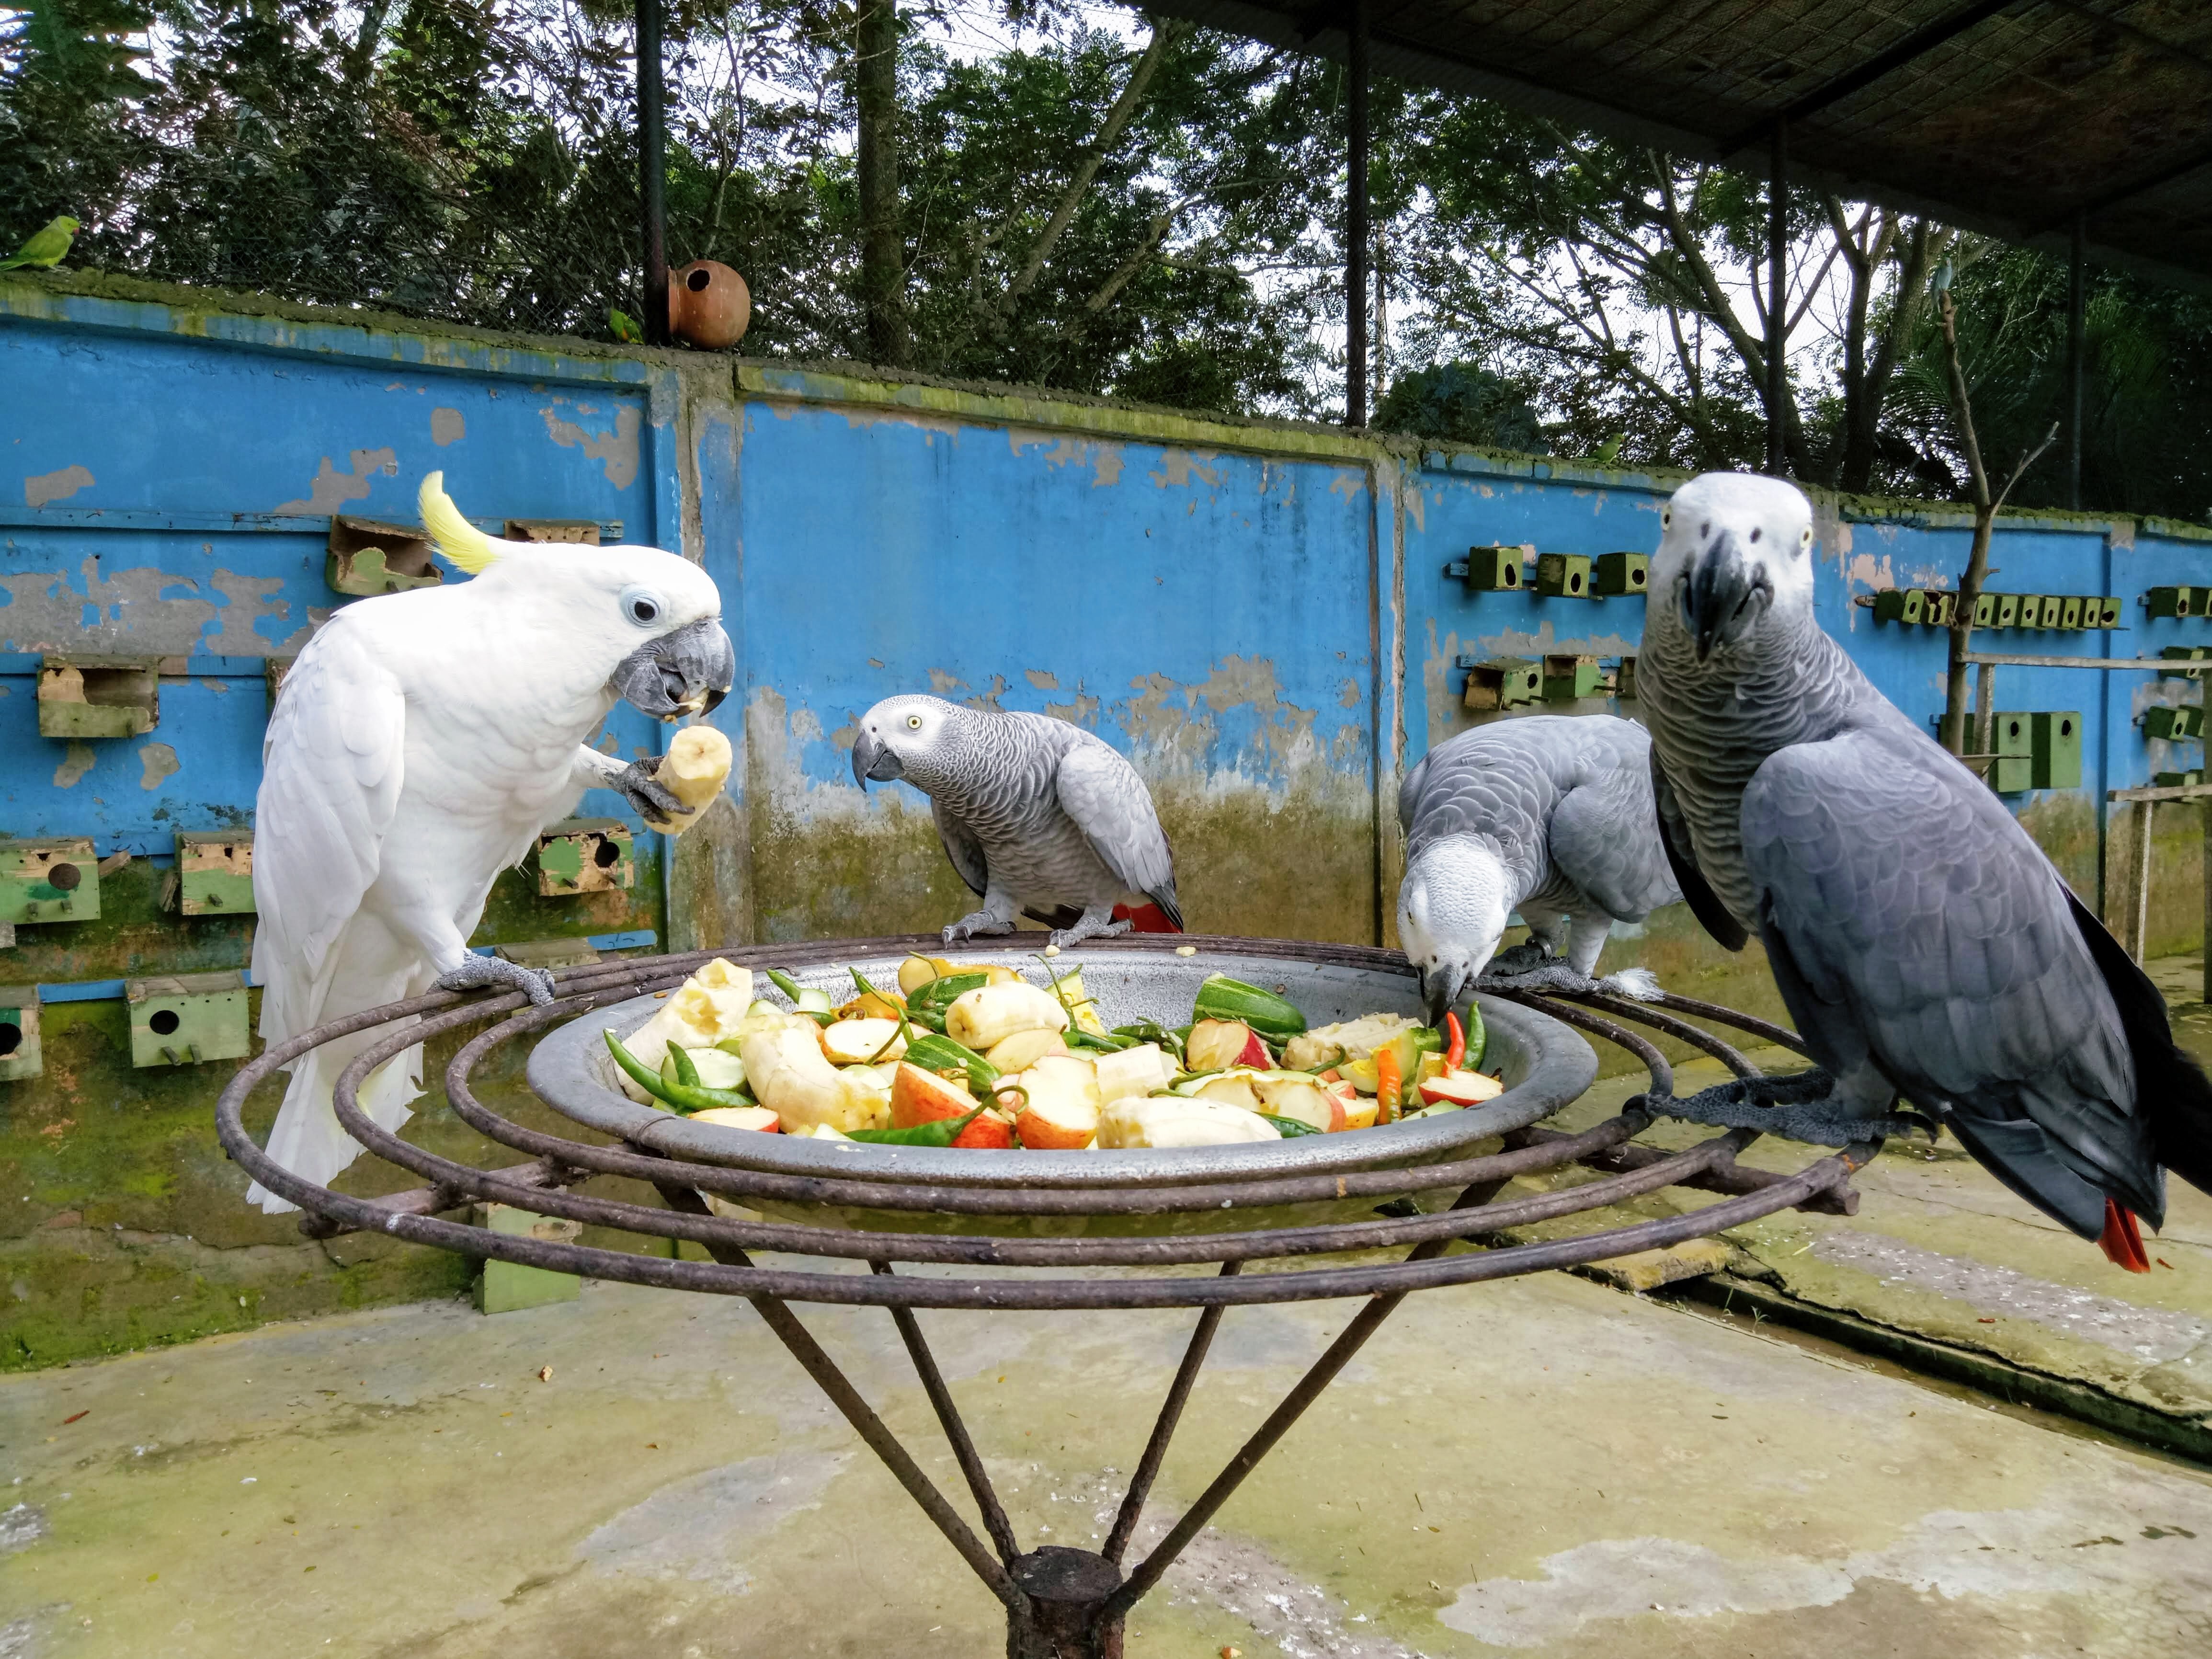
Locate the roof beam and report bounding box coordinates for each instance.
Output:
[1716,0,2025,156]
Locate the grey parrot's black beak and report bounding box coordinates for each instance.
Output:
[850,728,904,787]
[1681,529,1770,662]
[610,617,734,721]
[1419,961,1470,1030]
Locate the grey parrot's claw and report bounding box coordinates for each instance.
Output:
[942,913,1015,944]
[1049,916,1132,948]
[1486,941,1555,977]
[1478,963,1602,997]
[436,955,558,1007]
[610,757,682,827]
[1647,1068,1934,1147]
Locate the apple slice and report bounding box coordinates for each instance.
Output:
[1254,1075,1345,1132]
[952,1113,1015,1149]
[890,1060,979,1129]
[986,1027,1071,1072]
[821,1018,906,1065]
[1186,1019,1267,1072]
[688,1105,780,1133]
[1095,1043,1175,1102]
[1012,1054,1102,1149]
[1194,1073,1262,1111]
[1418,1070,1505,1108]
[1333,1080,1379,1131]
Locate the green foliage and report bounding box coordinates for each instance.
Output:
[1372,361,1541,450]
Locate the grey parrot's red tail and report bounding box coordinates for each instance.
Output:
[1112,902,1181,933]
[2100,1201,2152,1273]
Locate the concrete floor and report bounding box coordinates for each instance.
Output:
[9,961,2212,1657]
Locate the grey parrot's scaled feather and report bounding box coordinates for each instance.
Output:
[1548,738,1680,921]
[1650,748,1748,951]
[932,798,989,898]
[1055,736,1182,926]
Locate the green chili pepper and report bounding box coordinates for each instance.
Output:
[1113,1020,1185,1063]
[1063,1026,1133,1053]
[865,1008,914,1066]
[607,1030,754,1116]
[668,1043,702,1088]
[906,971,988,1010]
[1257,1113,1326,1137]
[847,1101,990,1146]
[902,1032,999,1095]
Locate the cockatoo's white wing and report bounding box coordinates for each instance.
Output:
[251,619,408,1043]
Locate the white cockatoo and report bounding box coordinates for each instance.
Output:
[246,474,734,1213]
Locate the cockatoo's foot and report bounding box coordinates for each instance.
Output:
[1647,1068,1936,1146]
[1048,911,1132,948]
[608,757,684,827]
[436,955,558,1007]
[943,911,1016,944]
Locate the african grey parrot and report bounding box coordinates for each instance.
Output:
[850,695,1181,946]
[246,473,733,1213]
[1638,469,2212,1270]
[1398,714,1680,1024]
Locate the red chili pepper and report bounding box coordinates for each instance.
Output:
[1443,1011,1466,1072]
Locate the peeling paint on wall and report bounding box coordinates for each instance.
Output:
[430,407,466,446]
[541,402,642,489]
[273,446,398,514]
[23,463,93,507]
[138,742,179,790]
[0,561,308,656]
[51,741,92,788]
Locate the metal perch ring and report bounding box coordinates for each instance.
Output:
[215,935,1865,1658]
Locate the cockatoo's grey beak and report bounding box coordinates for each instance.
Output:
[1418,961,1471,1030]
[1681,529,1771,662]
[610,618,734,720]
[850,729,903,787]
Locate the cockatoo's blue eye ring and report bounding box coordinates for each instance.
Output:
[618,585,664,628]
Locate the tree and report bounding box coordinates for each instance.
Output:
[1371,362,1540,450]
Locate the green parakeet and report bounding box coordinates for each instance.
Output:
[0,216,81,271]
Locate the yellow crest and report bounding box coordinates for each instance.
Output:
[418,471,504,574]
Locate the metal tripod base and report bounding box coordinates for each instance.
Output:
[1009,1548,1126,1659]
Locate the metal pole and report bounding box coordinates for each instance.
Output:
[2066,211,2086,509]
[1345,0,1370,429]
[2136,800,2155,965]
[1766,121,1787,475]
[637,0,670,346]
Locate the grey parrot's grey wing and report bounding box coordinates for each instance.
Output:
[1397,746,1434,842]
[1742,729,2160,1233]
[1401,727,1551,879]
[1549,759,1682,921]
[1651,746,1748,950]
[930,799,989,899]
[1055,738,1180,924]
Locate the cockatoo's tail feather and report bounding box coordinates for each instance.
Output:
[418,471,504,574]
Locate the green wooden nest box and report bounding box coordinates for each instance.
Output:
[2155,770,2206,789]
[1972,593,1996,627]
[1924,591,1957,627]
[473,1203,583,1314]
[536,818,635,896]
[127,971,251,1069]
[1534,553,1590,598]
[1461,657,1542,712]
[2095,596,2124,628]
[327,515,443,597]
[2147,586,2196,620]
[176,831,255,916]
[1993,594,2021,629]
[0,987,42,1084]
[1615,655,1638,700]
[1594,551,1648,596]
[0,838,100,925]
[1991,757,2034,793]
[2145,705,2194,741]
[37,656,158,739]
[2058,596,2084,631]
[2031,712,2082,789]
[1452,545,1526,591]
[1874,590,1925,625]
[1994,712,2032,758]
[1542,654,1600,701]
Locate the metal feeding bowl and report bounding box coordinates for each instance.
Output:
[525,943,1596,1235]
[217,934,1867,1659]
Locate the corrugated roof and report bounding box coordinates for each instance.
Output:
[1142,0,2212,287]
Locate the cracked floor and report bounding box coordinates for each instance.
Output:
[6,962,2212,1656]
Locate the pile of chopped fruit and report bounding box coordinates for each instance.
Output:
[602,954,1503,1150]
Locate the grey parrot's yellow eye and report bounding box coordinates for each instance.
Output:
[1800,526,1814,551]
[618,585,664,628]
[907,714,923,730]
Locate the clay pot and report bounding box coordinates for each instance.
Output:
[667,260,751,349]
